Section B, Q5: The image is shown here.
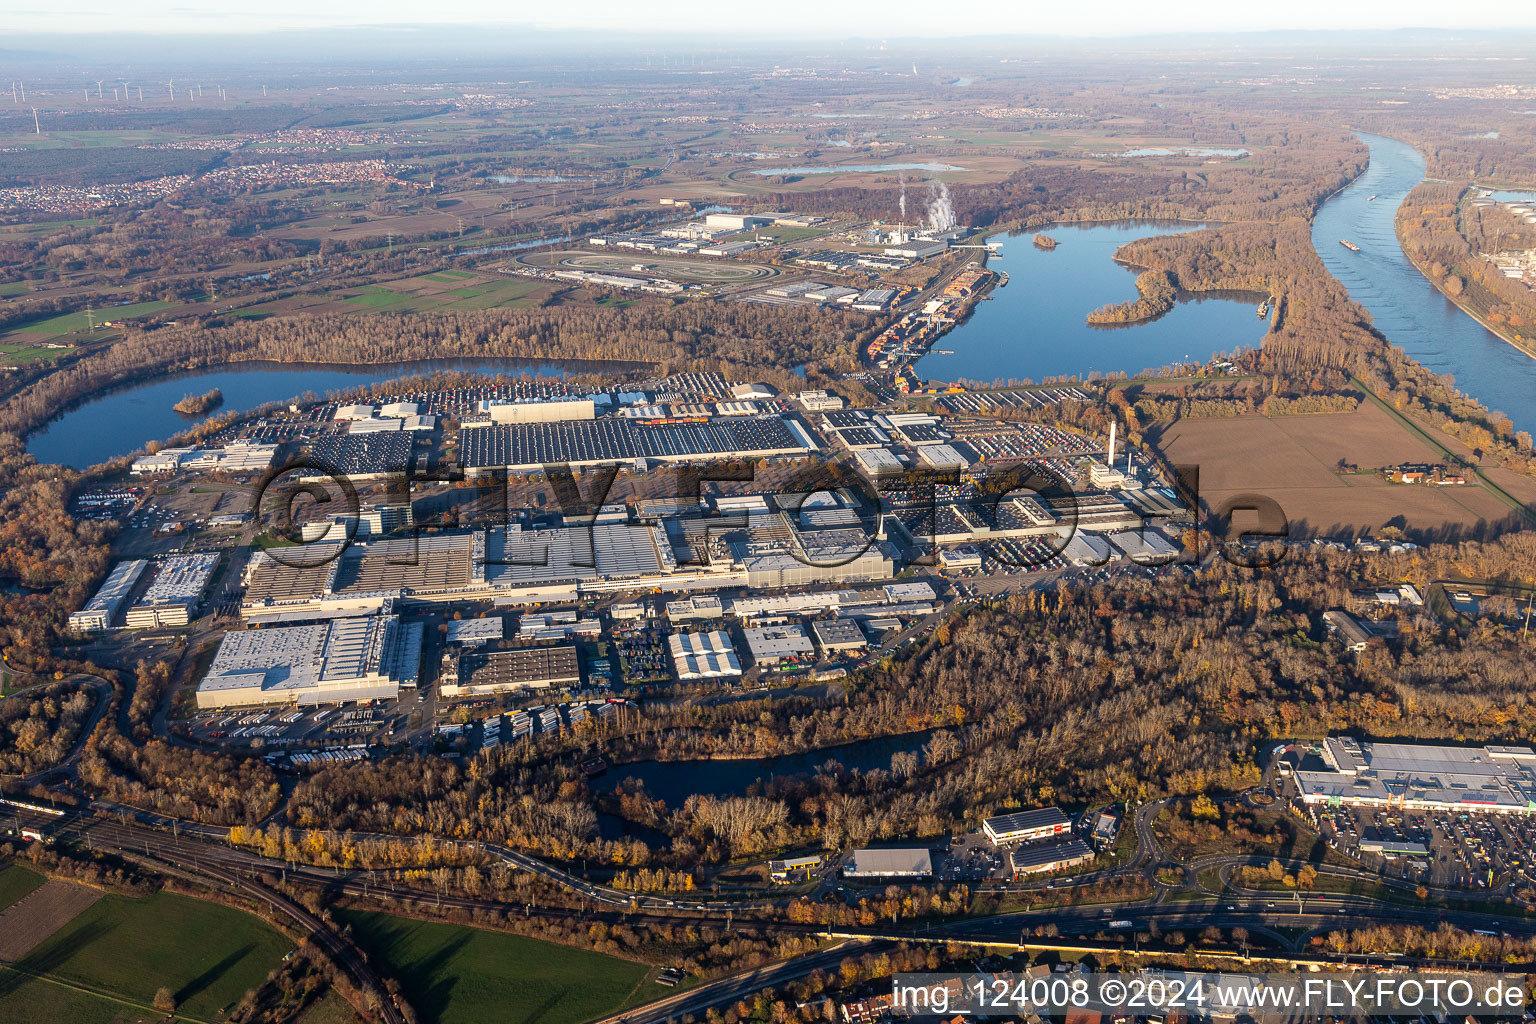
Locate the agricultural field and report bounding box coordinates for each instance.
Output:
[1149,402,1520,536]
[0,886,291,1023]
[0,341,74,365]
[0,863,45,911]
[238,272,548,319]
[341,910,659,1024]
[16,300,176,335]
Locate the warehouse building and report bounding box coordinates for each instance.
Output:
[196,614,418,708]
[669,630,742,680]
[843,848,934,879]
[126,552,220,628]
[983,807,1073,845]
[1107,528,1179,564]
[1008,838,1094,877]
[70,559,149,633]
[1293,737,1536,813]
[742,624,814,665]
[445,617,505,645]
[487,398,596,424]
[812,618,867,652]
[442,646,581,699]
[1063,533,1114,566]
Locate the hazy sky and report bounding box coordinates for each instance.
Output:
[7,0,1535,36]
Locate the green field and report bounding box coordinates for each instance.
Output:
[18,300,176,335]
[0,281,30,297]
[342,910,657,1024]
[0,863,44,909]
[0,888,291,1023]
[0,341,73,365]
[339,277,543,313]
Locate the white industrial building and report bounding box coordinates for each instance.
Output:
[916,444,970,471]
[742,624,814,665]
[126,552,220,628]
[1294,737,1536,813]
[196,614,420,708]
[669,630,742,680]
[796,390,845,412]
[812,618,867,652]
[704,213,772,231]
[853,448,905,476]
[334,404,377,421]
[69,559,149,632]
[1108,528,1179,564]
[486,398,596,424]
[131,442,277,476]
[1063,532,1114,566]
[843,848,933,879]
[445,617,505,645]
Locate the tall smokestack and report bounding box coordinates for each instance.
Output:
[1107,421,1116,466]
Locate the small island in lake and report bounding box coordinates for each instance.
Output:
[1085,269,1178,325]
[173,388,224,415]
[1033,233,1058,249]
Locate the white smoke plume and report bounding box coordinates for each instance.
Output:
[925,180,956,232]
[898,174,907,222]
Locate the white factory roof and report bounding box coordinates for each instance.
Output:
[198,615,407,705]
[1063,532,1113,565]
[335,404,376,421]
[1295,738,1536,811]
[135,552,219,608]
[844,848,933,877]
[853,448,905,476]
[349,417,404,433]
[916,444,970,470]
[379,401,421,418]
[742,624,814,661]
[446,617,505,644]
[669,630,742,679]
[1108,529,1179,562]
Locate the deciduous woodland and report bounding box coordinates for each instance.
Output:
[264,538,1536,866]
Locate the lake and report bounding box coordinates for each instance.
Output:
[595,732,932,807]
[914,222,1267,384]
[26,358,593,469]
[1312,132,1536,432]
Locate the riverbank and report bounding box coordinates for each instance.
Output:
[1394,212,1536,363]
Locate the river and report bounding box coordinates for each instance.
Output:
[1312,132,1536,432]
[25,358,596,470]
[914,222,1267,384]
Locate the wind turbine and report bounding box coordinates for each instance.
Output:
[32,108,40,135]
[10,82,16,104]
[96,80,103,98]
[168,78,175,101]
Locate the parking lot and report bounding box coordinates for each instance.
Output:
[1308,803,1536,888]
[185,701,407,750]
